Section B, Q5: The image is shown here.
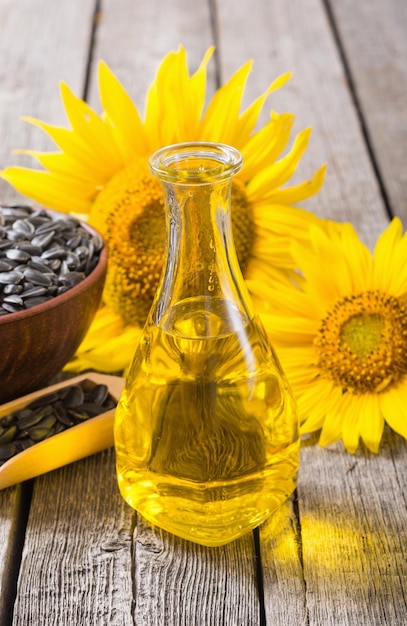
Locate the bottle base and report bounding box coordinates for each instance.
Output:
[117,448,298,547]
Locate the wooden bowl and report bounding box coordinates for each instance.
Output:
[0,221,107,404]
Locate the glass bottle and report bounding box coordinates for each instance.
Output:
[114,142,299,547]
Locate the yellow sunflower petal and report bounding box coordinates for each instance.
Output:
[64,306,141,373]
[98,60,149,160]
[240,112,295,182]
[16,150,104,186]
[310,225,355,294]
[372,218,407,295]
[262,314,320,343]
[0,167,93,214]
[379,381,407,440]
[290,240,342,309]
[275,346,320,388]
[20,116,117,181]
[246,127,313,201]
[227,73,292,149]
[318,406,346,448]
[59,82,125,171]
[339,222,373,292]
[255,286,314,318]
[339,395,362,453]
[187,46,215,129]
[200,60,254,144]
[257,164,327,205]
[298,379,341,433]
[144,46,214,148]
[358,394,384,453]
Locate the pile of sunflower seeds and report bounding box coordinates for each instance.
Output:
[0,205,103,316]
[0,381,117,466]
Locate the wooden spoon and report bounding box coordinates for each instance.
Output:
[0,372,124,490]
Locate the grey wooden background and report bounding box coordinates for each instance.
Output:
[0,1,406,624]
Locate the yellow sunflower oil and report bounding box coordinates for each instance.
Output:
[114,143,299,546]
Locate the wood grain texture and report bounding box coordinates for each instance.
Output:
[12,449,134,626]
[260,429,407,626]
[0,0,406,624]
[0,0,96,203]
[295,428,407,625]
[0,1,97,622]
[0,485,30,626]
[133,517,260,625]
[87,0,216,112]
[216,0,390,247]
[327,0,407,222]
[259,500,308,625]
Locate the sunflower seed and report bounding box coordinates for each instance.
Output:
[0,379,117,466]
[29,392,61,408]
[7,230,25,242]
[53,404,74,426]
[21,285,48,298]
[36,415,57,430]
[35,221,60,235]
[93,384,109,406]
[2,302,23,313]
[0,270,23,284]
[3,283,23,295]
[6,248,31,262]
[0,443,18,460]
[12,219,36,237]
[2,207,31,218]
[27,427,52,442]
[24,296,53,308]
[30,231,56,249]
[23,267,53,286]
[0,425,18,444]
[41,245,67,260]
[0,204,103,316]
[66,235,81,249]
[15,242,42,256]
[0,260,13,271]
[59,271,86,287]
[17,407,52,429]
[62,384,85,407]
[3,294,23,306]
[28,259,52,273]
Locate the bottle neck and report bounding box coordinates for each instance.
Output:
[152,177,254,330]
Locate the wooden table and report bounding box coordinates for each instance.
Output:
[1,1,406,624]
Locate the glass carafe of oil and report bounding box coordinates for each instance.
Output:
[114,142,299,546]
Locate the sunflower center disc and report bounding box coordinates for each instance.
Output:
[314,290,407,393]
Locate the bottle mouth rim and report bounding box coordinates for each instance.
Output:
[148,142,243,183]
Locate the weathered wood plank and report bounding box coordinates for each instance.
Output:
[260,431,407,626]
[215,1,407,623]
[0,485,30,626]
[134,517,260,625]
[293,429,407,625]
[87,0,215,112]
[1,2,406,625]
[0,0,97,620]
[327,0,407,222]
[259,500,307,625]
[12,449,134,625]
[0,0,97,203]
[216,0,390,247]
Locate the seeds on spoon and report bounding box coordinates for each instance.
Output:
[0,382,116,465]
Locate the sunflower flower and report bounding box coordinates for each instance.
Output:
[0,46,329,373]
[260,218,407,454]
